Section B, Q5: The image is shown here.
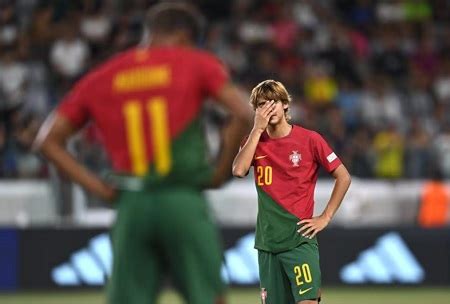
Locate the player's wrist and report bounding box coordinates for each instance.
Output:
[98,183,117,202]
[251,127,265,136]
[320,212,333,223]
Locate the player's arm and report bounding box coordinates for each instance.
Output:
[34,113,116,201]
[232,100,276,177]
[209,83,253,187]
[298,164,351,238]
[320,164,352,222]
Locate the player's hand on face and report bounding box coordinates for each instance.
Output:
[296,214,331,239]
[254,100,276,132]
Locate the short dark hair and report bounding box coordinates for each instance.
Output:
[146,2,205,41]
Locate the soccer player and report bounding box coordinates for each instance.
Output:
[34,3,251,304]
[232,80,351,304]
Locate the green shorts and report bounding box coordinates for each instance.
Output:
[258,242,321,303]
[107,188,225,304]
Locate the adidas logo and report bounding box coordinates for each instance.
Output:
[52,232,425,286]
[52,233,112,286]
[340,232,425,284]
[221,233,259,285]
[52,233,260,286]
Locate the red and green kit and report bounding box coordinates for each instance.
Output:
[252,125,341,303]
[58,46,228,185]
[57,46,229,304]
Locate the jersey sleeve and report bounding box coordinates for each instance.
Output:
[57,78,91,128]
[312,132,342,173]
[200,54,230,98]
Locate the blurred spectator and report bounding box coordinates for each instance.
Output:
[360,75,404,131]
[0,112,43,178]
[12,113,44,177]
[270,3,299,53]
[404,0,432,22]
[80,0,112,57]
[433,0,450,23]
[431,123,450,179]
[320,106,347,155]
[403,67,435,133]
[243,45,279,85]
[433,57,450,105]
[347,0,375,30]
[27,2,55,59]
[376,1,405,23]
[238,11,272,44]
[304,63,338,107]
[0,0,449,180]
[418,169,450,228]
[411,34,439,79]
[373,124,405,179]
[336,79,361,131]
[50,21,90,82]
[22,57,50,119]
[218,35,249,77]
[0,0,19,46]
[15,0,38,29]
[0,124,5,176]
[0,46,28,130]
[321,21,361,83]
[376,0,431,23]
[405,118,431,178]
[371,28,409,80]
[348,127,374,178]
[292,0,319,29]
[109,7,142,54]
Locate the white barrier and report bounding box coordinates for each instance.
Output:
[0,177,444,227]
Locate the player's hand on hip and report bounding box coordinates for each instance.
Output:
[97,183,118,203]
[254,100,276,132]
[297,215,330,239]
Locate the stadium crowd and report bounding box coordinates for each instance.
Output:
[0,0,449,179]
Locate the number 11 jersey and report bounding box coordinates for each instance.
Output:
[58,46,229,187]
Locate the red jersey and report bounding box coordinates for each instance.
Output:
[58,46,228,178]
[252,125,342,252]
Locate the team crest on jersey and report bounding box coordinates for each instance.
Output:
[289,151,301,167]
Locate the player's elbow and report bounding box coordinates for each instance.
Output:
[232,165,248,178]
[333,165,352,186]
[32,132,49,154]
[340,170,352,187]
[346,174,352,187]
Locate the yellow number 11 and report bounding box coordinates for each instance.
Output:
[123,97,171,176]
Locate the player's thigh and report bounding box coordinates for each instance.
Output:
[158,190,225,304]
[278,242,322,303]
[258,250,296,304]
[108,191,160,304]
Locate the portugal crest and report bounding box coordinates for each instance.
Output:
[289,151,301,167]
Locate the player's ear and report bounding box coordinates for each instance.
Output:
[283,103,289,110]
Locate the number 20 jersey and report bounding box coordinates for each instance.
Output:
[252,126,342,253]
[57,46,229,187]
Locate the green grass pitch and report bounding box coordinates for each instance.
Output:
[0,287,449,304]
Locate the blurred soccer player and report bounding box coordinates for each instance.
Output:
[35,2,251,303]
[232,80,351,304]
